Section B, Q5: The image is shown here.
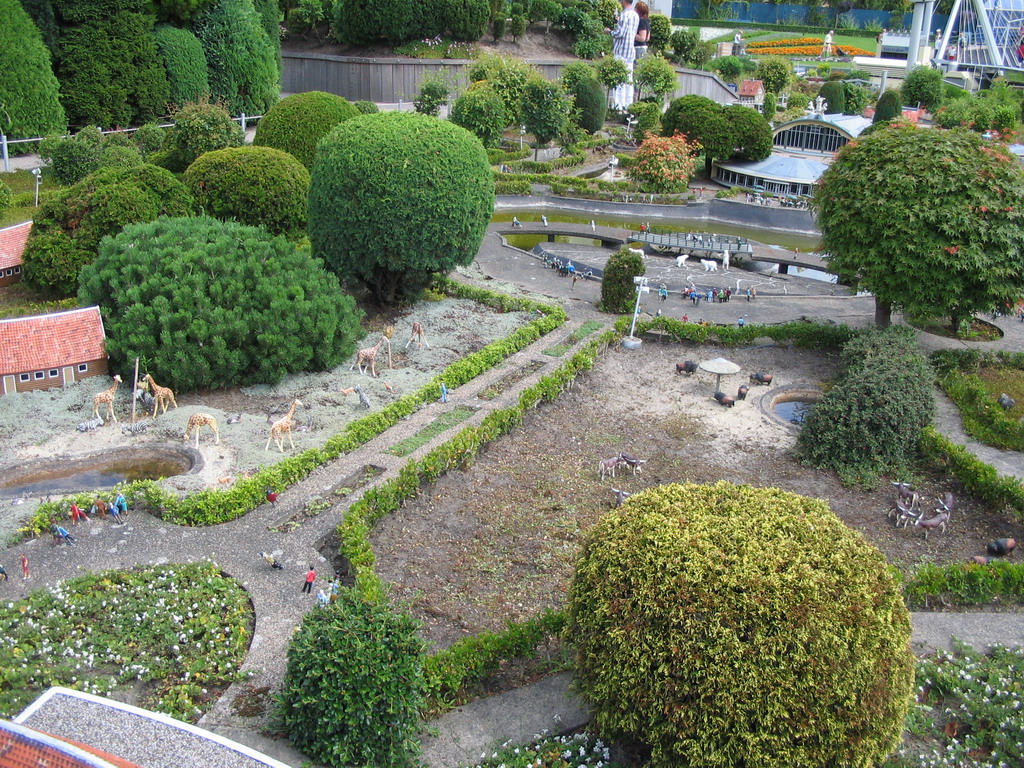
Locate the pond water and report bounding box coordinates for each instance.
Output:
[774,399,817,425]
[0,455,193,499]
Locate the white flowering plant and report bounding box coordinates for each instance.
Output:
[465,732,622,768]
[0,561,251,722]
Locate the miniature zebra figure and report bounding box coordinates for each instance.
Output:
[76,416,104,432]
[355,385,371,409]
[121,421,150,435]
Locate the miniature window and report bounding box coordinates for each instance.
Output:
[4,269,10,276]
[49,369,59,378]
[34,371,45,380]
[19,373,30,382]
[14,266,21,273]
[78,363,88,372]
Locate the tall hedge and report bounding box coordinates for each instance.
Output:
[193,0,279,115]
[23,164,194,296]
[798,326,935,485]
[873,88,902,123]
[571,77,607,134]
[568,481,914,768]
[0,0,66,146]
[183,146,309,237]
[333,0,412,45]
[154,24,210,106]
[18,0,60,58]
[445,0,489,41]
[275,594,426,768]
[309,112,494,305]
[56,13,170,127]
[818,79,846,114]
[599,247,645,314]
[252,91,359,169]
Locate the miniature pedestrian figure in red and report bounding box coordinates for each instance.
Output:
[265,488,279,506]
[20,554,29,580]
[301,565,317,594]
[69,502,89,525]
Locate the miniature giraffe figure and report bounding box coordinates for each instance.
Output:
[184,413,219,447]
[405,321,430,349]
[143,373,178,418]
[351,336,388,377]
[265,399,303,452]
[92,375,122,423]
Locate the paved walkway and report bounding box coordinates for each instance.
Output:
[2,221,1022,768]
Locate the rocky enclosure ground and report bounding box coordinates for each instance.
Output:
[371,341,1024,650]
[0,298,532,541]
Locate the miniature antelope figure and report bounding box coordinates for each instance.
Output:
[265,399,303,452]
[610,488,631,507]
[143,373,178,418]
[92,375,122,423]
[351,336,388,377]
[891,481,920,511]
[599,456,624,481]
[618,452,647,475]
[405,321,430,349]
[892,497,921,529]
[184,413,219,447]
[914,510,950,539]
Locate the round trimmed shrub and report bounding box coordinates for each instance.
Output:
[818,79,846,114]
[874,88,902,123]
[353,100,379,114]
[0,0,66,148]
[154,24,210,105]
[183,146,310,237]
[253,91,359,169]
[39,127,105,186]
[23,164,194,296]
[599,247,645,314]
[901,66,944,111]
[78,216,363,392]
[568,481,914,768]
[571,77,607,134]
[450,85,508,148]
[169,101,245,170]
[275,592,426,768]
[310,112,494,305]
[193,0,280,115]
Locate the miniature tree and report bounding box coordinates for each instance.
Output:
[450,85,509,147]
[662,94,733,175]
[901,66,944,111]
[599,247,646,313]
[628,134,699,193]
[873,88,902,123]
[310,112,494,305]
[818,79,846,114]
[521,78,570,159]
[754,55,792,94]
[253,91,359,168]
[568,481,914,768]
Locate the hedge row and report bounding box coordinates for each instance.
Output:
[918,426,1024,519]
[506,152,587,174]
[17,279,566,537]
[931,350,1024,452]
[903,560,1024,608]
[623,314,855,349]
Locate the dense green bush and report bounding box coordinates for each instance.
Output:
[628,101,661,142]
[413,73,450,117]
[183,146,310,237]
[567,481,914,768]
[559,61,597,93]
[154,24,211,106]
[275,593,426,768]
[901,65,944,110]
[310,112,494,305]
[799,326,934,485]
[353,100,379,114]
[931,350,1024,451]
[193,0,279,114]
[450,85,508,148]
[873,88,902,123]
[725,103,772,161]
[754,55,792,94]
[762,91,777,119]
[19,0,60,58]
[818,79,846,114]
[904,560,1024,608]
[168,100,244,170]
[445,0,489,40]
[0,180,10,216]
[252,91,359,168]
[333,0,412,44]
[571,77,607,134]
[649,13,672,52]
[0,0,67,147]
[57,13,170,127]
[134,123,167,156]
[23,164,194,296]
[600,247,645,314]
[467,53,540,125]
[79,216,363,391]
[39,127,105,185]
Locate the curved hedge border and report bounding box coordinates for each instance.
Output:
[622,314,856,349]
[931,350,1024,451]
[903,561,1024,608]
[17,279,566,537]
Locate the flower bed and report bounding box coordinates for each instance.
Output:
[746,37,874,56]
[0,562,252,722]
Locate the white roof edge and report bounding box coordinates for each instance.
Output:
[0,220,33,233]
[16,687,293,768]
[0,717,123,768]
[0,305,102,327]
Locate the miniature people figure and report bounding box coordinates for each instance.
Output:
[53,524,76,546]
[440,382,448,403]
[302,565,317,594]
[682,314,689,323]
[746,287,752,301]
[20,554,29,580]
[0,563,7,581]
[512,216,523,228]
[114,492,128,517]
[70,502,89,525]
[738,316,746,327]
[262,552,284,570]
[658,284,668,301]
[316,589,330,606]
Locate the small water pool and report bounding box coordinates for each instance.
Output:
[774,399,816,425]
[762,386,823,430]
[0,445,200,499]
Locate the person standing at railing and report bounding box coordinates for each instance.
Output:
[606,0,640,110]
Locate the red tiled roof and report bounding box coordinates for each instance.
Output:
[0,720,140,768]
[0,221,32,270]
[0,307,107,375]
[738,80,764,97]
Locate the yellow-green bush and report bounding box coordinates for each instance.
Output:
[567,481,914,768]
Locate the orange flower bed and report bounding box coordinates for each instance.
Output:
[746,43,875,57]
[747,36,824,48]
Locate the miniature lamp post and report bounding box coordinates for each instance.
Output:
[519,125,526,151]
[623,275,649,349]
[31,167,42,207]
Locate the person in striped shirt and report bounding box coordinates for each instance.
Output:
[606,0,640,110]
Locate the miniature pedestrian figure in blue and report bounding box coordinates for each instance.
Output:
[52,524,76,546]
[108,503,124,525]
[114,492,128,517]
[440,382,448,403]
[658,284,668,302]
[738,316,746,327]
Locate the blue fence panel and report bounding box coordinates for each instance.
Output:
[671,0,941,31]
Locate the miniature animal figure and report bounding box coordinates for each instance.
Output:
[355,385,371,409]
[675,254,689,267]
[405,321,429,349]
[618,452,646,475]
[133,388,155,411]
[384,381,394,393]
[261,551,283,569]
[352,336,389,377]
[998,393,1016,410]
[143,373,178,418]
[265,399,303,452]
[914,510,949,539]
[92,375,122,422]
[541,215,548,227]
[121,421,149,435]
[76,416,104,432]
[736,384,749,400]
[891,481,920,511]
[676,360,699,375]
[749,372,773,386]
[987,537,1017,556]
[892,497,920,528]
[713,391,735,407]
[700,259,718,272]
[610,488,631,507]
[599,456,624,481]
[971,556,993,565]
[590,220,596,232]
[184,412,219,447]
[937,491,955,515]
[226,413,242,424]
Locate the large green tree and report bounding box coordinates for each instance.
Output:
[78,216,363,392]
[309,112,494,305]
[813,125,1024,329]
[901,66,944,111]
[252,91,359,168]
[450,84,508,147]
[662,94,734,175]
[724,104,772,161]
[0,0,67,146]
[521,78,570,160]
[568,481,913,768]
[153,24,210,106]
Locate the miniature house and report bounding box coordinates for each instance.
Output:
[0,221,31,287]
[0,306,109,395]
[737,80,766,108]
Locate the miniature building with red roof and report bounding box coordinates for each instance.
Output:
[0,221,31,287]
[0,719,142,768]
[737,79,766,108]
[0,306,109,395]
